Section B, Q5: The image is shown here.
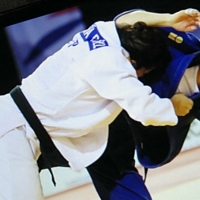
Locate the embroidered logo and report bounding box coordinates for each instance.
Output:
[80,24,109,50]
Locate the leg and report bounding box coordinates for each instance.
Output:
[87,152,152,200]
[87,111,152,200]
[0,127,44,200]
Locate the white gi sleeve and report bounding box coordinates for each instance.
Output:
[83,48,178,126]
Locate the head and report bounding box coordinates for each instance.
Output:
[117,22,171,83]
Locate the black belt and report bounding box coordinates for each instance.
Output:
[10,86,69,186]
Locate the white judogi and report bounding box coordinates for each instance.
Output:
[0,21,178,200]
[0,21,178,169]
[176,65,199,95]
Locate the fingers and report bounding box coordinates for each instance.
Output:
[171,9,200,32]
[185,24,198,32]
[184,17,200,31]
[185,8,200,29]
[177,98,194,116]
[171,93,194,116]
[185,8,199,16]
[185,24,199,31]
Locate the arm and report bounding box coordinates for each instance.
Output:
[116,9,200,32]
[84,48,178,126]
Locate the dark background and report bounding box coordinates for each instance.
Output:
[0,0,200,94]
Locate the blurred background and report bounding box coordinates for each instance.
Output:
[0,0,200,199]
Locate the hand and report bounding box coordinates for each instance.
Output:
[170,93,194,116]
[169,8,200,32]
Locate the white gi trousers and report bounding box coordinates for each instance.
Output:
[0,127,43,200]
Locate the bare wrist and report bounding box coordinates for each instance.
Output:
[162,13,172,27]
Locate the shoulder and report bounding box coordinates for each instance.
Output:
[81,21,120,49]
[85,47,136,76]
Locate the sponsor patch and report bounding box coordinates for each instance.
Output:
[80,24,109,50]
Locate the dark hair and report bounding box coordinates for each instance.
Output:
[117,22,171,83]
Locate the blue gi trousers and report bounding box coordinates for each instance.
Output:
[87,111,152,200]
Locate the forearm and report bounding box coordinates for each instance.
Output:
[115,8,200,32]
[116,10,171,28]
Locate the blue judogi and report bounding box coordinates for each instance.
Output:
[88,18,200,200]
[134,26,200,169]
